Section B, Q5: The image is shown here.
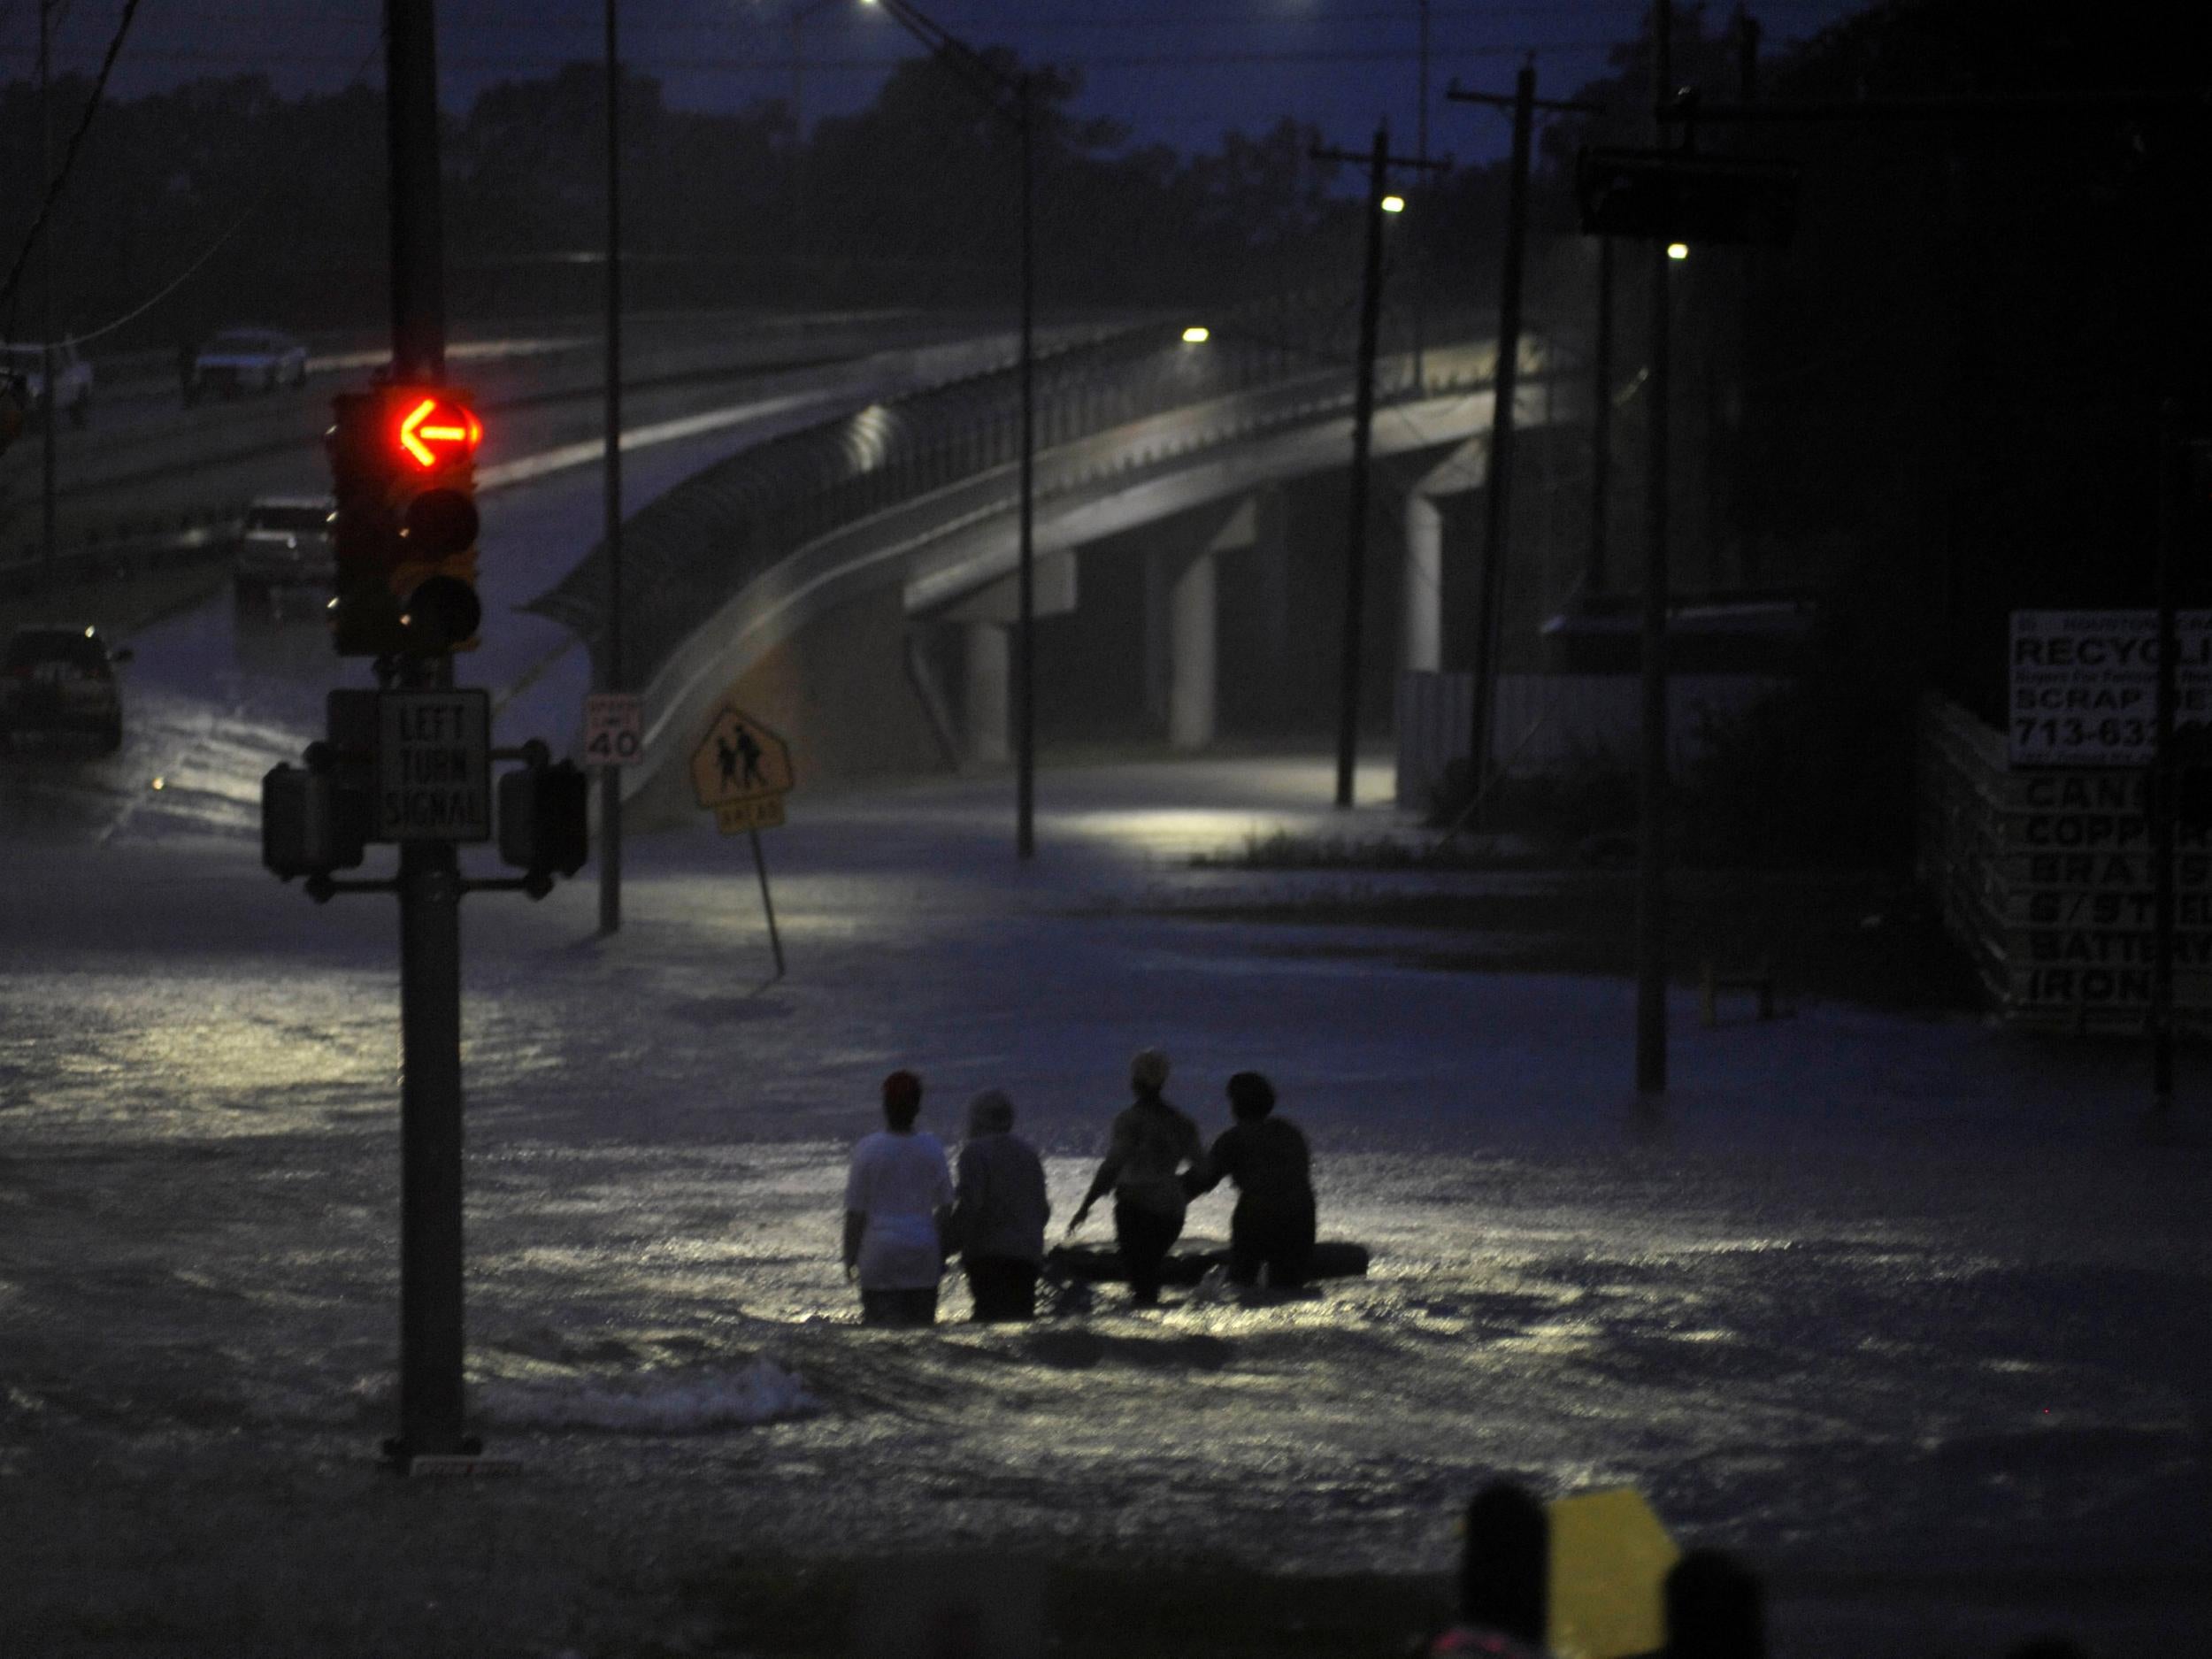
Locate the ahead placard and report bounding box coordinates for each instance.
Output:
[375,689,491,841]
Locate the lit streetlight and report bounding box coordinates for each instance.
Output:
[1380,193,1408,214]
[1666,241,1689,261]
[1180,325,1210,344]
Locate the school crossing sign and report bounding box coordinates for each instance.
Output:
[690,705,794,832]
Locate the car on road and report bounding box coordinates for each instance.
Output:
[234,495,335,605]
[0,341,93,427]
[188,328,309,403]
[0,625,131,755]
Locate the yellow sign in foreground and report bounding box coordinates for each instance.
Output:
[1547,1487,1679,1659]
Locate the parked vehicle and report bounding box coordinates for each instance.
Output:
[0,625,131,754]
[0,341,93,428]
[234,495,335,604]
[188,328,309,403]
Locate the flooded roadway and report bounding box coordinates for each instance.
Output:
[4,733,2209,1655]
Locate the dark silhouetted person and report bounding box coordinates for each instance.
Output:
[718,733,741,789]
[1663,1549,1763,1659]
[950,1089,1050,1321]
[843,1070,953,1327]
[736,726,766,787]
[1420,1482,1550,1656]
[1067,1048,1202,1307]
[1184,1071,1315,1288]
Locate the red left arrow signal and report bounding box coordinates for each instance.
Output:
[395,396,482,470]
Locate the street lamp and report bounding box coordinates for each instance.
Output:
[860,0,1039,862]
[1180,325,1211,344]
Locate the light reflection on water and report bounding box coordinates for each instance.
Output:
[6,1102,2200,1579]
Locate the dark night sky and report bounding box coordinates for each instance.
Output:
[4,1,1876,164]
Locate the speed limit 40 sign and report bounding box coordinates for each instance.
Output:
[583,693,643,767]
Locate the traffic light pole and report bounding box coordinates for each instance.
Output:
[386,0,446,386]
[600,0,626,931]
[383,0,472,1464]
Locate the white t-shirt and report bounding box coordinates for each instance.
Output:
[844,1130,954,1291]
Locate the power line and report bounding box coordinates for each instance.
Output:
[1,0,145,333]
[0,42,1635,73]
[51,30,387,349]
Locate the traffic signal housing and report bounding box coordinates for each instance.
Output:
[325,386,483,657]
[499,758,589,887]
[388,391,483,652]
[261,760,370,880]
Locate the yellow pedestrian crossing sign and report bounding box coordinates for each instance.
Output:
[691,705,794,835]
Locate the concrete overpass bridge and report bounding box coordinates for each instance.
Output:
[527,300,1578,824]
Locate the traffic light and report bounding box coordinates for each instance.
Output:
[325,386,483,657]
[388,391,483,653]
[498,758,589,885]
[261,760,370,879]
[1576,147,1799,248]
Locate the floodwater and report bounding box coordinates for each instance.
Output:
[3,548,2209,1655]
[6,751,2212,1655]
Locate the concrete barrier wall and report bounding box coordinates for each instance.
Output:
[1395,668,1788,812]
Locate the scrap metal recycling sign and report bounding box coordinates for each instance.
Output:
[2008,610,2212,766]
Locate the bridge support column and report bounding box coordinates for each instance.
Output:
[964,621,1010,767]
[1402,493,1444,674]
[1402,436,1487,672]
[1168,544,1217,750]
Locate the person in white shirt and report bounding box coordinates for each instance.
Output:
[842,1069,955,1326]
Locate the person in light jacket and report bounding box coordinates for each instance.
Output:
[842,1069,954,1327]
[950,1089,1050,1321]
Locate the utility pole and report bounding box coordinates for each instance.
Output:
[383,0,470,1465]
[1412,0,1430,393]
[1589,235,1615,597]
[2151,406,2179,1114]
[1636,0,1676,1094]
[38,0,55,594]
[1448,73,1602,816]
[600,0,626,934]
[1016,72,1037,859]
[1313,124,1444,809]
[1467,65,1533,817]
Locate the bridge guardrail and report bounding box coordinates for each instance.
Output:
[527,296,1509,703]
[0,516,243,598]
